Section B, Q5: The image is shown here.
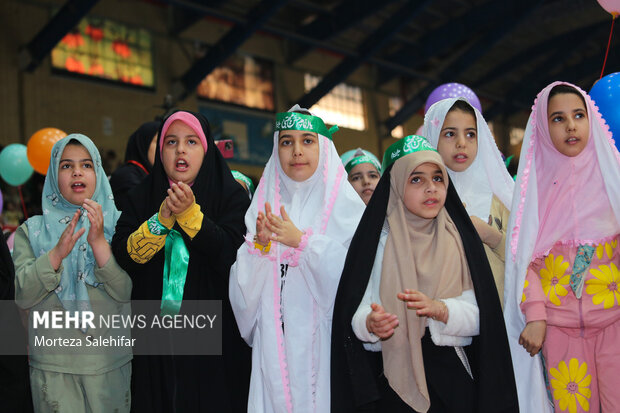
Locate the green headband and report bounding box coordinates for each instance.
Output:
[382,135,437,170]
[275,111,339,140]
[232,170,255,195]
[345,154,382,174]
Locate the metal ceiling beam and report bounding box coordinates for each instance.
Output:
[384,0,542,132]
[163,0,436,83]
[170,0,290,103]
[473,21,606,88]
[287,0,388,63]
[376,0,506,86]
[168,0,227,36]
[297,0,432,109]
[18,0,100,72]
[485,47,620,121]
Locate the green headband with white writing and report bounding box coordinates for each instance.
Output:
[275,111,339,140]
[382,135,437,170]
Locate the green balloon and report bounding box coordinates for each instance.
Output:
[0,144,34,186]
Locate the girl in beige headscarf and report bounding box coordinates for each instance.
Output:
[331,135,518,412]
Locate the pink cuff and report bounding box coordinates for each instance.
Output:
[521,300,547,323]
[281,228,313,267]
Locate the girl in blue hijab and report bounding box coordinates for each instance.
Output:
[13,134,132,413]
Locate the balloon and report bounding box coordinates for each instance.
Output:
[590,72,620,150]
[0,144,34,186]
[597,0,620,17]
[27,127,67,175]
[424,82,482,114]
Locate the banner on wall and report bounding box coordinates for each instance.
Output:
[200,107,274,166]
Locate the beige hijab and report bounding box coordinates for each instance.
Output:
[380,150,473,412]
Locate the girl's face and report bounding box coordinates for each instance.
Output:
[58,144,97,206]
[348,163,380,205]
[547,93,589,157]
[436,109,478,172]
[161,120,205,185]
[278,130,320,182]
[403,162,446,219]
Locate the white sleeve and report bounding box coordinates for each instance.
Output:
[351,231,387,352]
[229,236,273,345]
[427,289,479,346]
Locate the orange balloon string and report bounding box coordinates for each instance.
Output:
[17,185,28,220]
[600,15,616,79]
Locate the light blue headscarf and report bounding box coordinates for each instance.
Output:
[26,134,120,313]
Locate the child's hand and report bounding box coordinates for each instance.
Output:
[266,206,303,248]
[366,303,399,339]
[397,289,448,323]
[255,202,272,245]
[83,199,106,246]
[470,215,502,249]
[49,210,86,271]
[83,198,112,268]
[160,200,172,219]
[519,320,546,357]
[166,182,194,215]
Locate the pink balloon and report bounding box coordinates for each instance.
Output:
[597,0,620,16]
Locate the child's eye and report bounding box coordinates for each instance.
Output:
[165,138,176,145]
[552,115,564,122]
[60,163,71,169]
[467,132,477,139]
[303,138,315,145]
[369,173,380,179]
[444,131,454,138]
[83,163,93,168]
[350,176,360,181]
[410,176,421,184]
[187,138,197,145]
[575,112,586,119]
[280,139,291,146]
[433,175,443,182]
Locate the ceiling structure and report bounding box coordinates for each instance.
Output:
[21,0,618,130]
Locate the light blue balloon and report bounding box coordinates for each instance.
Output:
[0,144,34,186]
[590,72,620,151]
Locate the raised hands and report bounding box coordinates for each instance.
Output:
[49,209,86,271]
[366,303,399,339]
[265,204,302,248]
[83,198,112,268]
[397,289,449,323]
[255,202,273,245]
[161,182,195,218]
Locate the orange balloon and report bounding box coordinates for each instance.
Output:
[27,127,67,175]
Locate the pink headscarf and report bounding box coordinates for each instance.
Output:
[530,82,620,257]
[159,111,208,155]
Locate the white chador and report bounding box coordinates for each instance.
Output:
[229,107,365,413]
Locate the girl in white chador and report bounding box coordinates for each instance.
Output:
[229,105,365,413]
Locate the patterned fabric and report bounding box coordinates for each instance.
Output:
[570,245,595,299]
